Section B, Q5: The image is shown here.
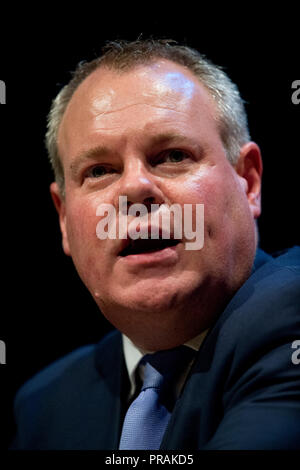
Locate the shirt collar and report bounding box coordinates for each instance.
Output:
[122,329,209,398]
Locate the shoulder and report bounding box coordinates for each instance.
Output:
[252,245,300,278]
[227,245,300,324]
[268,245,300,269]
[251,245,299,300]
[245,246,300,323]
[203,247,300,372]
[205,246,300,382]
[14,330,121,412]
[197,248,300,449]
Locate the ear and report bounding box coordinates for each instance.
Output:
[50,182,71,256]
[235,142,263,219]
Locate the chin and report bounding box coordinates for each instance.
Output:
[125,289,182,314]
[123,275,197,312]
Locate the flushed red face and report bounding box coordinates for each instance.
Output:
[51,60,262,350]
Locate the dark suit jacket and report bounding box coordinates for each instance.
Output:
[11,247,300,450]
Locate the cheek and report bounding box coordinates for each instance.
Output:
[65,197,107,274]
[65,200,111,292]
[67,204,96,246]
[168,167,248,240]
[65,191,112,244]
[166,168,226,221]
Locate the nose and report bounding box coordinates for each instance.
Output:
[115,158,165,211]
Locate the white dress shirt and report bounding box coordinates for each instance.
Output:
[122,329,209,401]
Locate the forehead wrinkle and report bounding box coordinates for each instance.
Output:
[93,101,190,121]
[89,67,200,120]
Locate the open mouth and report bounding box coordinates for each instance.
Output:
[119,238,181,257]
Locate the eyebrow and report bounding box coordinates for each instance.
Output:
[70,145,112,178]
[69,132,203,177]
[149,132,202,151]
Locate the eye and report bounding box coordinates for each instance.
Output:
[156,149,190,164]
[85,165,115,178]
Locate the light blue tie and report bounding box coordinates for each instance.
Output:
[119,346,194,450]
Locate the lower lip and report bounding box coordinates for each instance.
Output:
[118,244,180,266]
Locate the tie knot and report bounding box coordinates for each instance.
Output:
[140,345,195,392]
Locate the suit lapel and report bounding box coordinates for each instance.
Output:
[160,248,272,449]
[86,330,128,449]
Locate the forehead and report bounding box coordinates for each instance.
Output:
[64,60,217,120]
[58,60,220,156]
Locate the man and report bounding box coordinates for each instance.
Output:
[11,39,300,450]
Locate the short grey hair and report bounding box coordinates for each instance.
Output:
[45,39,251,195]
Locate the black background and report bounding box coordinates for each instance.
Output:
[0,7,299,452]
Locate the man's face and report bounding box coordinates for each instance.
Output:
[52,60,262,350]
